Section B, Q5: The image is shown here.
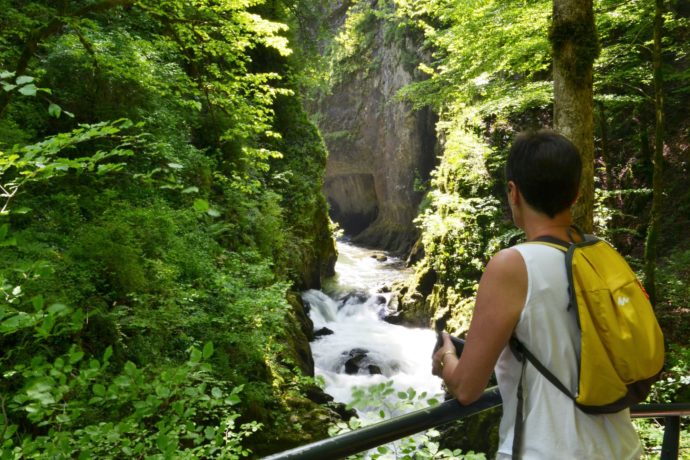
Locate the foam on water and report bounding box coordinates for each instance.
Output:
[303,241,443,417]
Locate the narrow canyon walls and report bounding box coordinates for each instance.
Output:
[314,4,437,254]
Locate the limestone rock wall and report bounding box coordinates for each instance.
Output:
[317,9,437,254]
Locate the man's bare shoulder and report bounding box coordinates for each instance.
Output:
[484,247,526,277]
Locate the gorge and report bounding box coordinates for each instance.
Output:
[313,1,438,255]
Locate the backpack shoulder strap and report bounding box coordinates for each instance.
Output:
[530,237,569,251]
[509,338,576,400]
[509,337,577,458]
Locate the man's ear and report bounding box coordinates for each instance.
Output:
[507,180,520,205]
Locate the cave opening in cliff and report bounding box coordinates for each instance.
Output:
[324,173,379,236]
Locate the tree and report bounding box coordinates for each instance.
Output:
[0,0,136,117]
[551,0,599,232]
[644,0,666,305]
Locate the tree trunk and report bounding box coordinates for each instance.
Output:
[551,0,599,232]
[644,0,665,306]
[596,100,612,193]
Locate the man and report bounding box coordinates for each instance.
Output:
[432,130,641,459]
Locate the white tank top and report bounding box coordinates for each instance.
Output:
[494,243,642,459]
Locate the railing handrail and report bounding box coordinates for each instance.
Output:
[263,388,690,460]
[263,387,501,460]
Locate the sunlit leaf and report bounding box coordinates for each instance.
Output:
[48,103,62,118]
[15,75,34,85]
[193,199,209,212]
[18,84,37,96]
[202,342,214,359]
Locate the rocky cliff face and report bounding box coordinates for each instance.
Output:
[316,8,437,254]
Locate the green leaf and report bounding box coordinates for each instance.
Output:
[202,342,214,359]
[0,237,16,248]
[0,224,8,240]
[3,424,17,440]
[206,208,221,217]
[47,303,68,315]
[182,186,199,194]
[69,350,84,364]
[156,385,171,398]
[2,83,16,92]
[31,295,44,312]
[15,76,34,85]
[167,162,183,169]
[0,312,34,334]
[226,391,241,405]
[193,199,209,212]
[0,70,15,79]
[156,432,170,451]
[92,384,106,396]
[211,387,222,399]
[11,207,32,215]
[189,347,202,364]
[48,103,62,118]
[124,361,137,375]
[18,84,37,96]
[103,346,113,362]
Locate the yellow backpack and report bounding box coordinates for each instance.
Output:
[510,229,665,457]
[512,230,665,412]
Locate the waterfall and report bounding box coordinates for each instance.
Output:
[302,241,443,419]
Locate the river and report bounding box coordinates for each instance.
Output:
[302,241,444,422]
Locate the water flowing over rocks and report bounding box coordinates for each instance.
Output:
[302,241,442,414]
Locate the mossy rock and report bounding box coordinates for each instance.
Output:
[250,393,344,457]
[438,405,501,457]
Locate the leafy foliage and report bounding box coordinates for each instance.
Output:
[0,0,337,456]
[329,381,485,459]
[389,0,689,454]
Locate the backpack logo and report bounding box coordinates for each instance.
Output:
[617,296,630,307]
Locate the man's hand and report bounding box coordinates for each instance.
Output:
[431,332,456,377]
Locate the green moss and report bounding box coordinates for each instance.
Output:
[549,18,601,84]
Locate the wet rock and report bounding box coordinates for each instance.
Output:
[285,292,315,374]
[382,310,404,325]
[314,327,335,338]
[343,348,369,374]
[380,294,404,324]
[372,253,388,262]
[338,291,369,308]
[342,348,384,375]
[367,364,382,375]
[304,384,334,405]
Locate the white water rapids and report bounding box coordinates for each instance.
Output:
[302,241,444,419]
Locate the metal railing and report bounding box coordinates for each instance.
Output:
[264,387,690,460]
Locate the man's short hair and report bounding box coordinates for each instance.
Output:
[505,130,582,218]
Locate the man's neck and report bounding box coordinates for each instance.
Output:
[522,212,574,242]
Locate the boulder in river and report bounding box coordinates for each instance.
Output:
[342,348,384,376]
[314,327,335,338]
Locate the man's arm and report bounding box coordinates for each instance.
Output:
[432,248,527,405]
